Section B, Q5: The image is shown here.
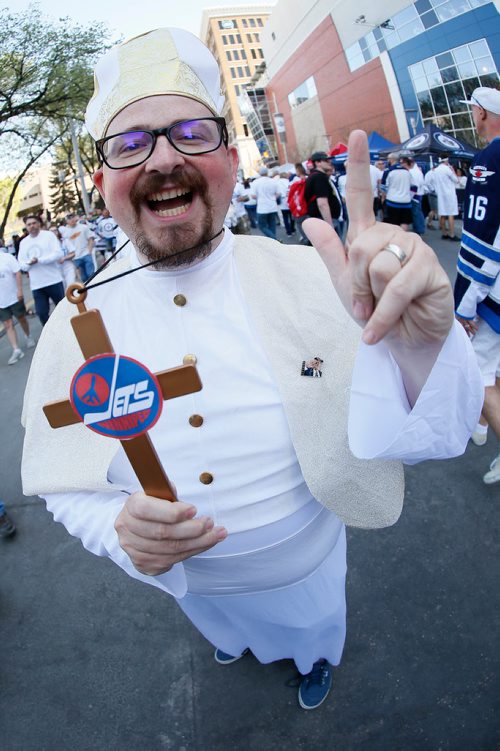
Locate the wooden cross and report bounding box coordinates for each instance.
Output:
[42,282,202,502]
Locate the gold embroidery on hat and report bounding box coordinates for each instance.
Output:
[94,30,217,138]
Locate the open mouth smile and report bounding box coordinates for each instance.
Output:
[146,187,193,217]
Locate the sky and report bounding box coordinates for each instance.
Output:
[8,0,275,40]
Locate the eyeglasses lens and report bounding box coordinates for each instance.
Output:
[103,131,153,167]
[170,119,221,153]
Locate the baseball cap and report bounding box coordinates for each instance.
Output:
[85,28,225,140]
[310,151,330,162]
[459,87,500,115]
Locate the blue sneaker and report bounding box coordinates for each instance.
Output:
[214,648,249,665]
[298,659,332,710]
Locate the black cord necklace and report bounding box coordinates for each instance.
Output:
[81,227,225,293]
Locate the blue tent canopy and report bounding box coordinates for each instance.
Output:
[331,131,397,165]
[367,131,397,153]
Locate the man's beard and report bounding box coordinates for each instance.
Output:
[129,168,219,269]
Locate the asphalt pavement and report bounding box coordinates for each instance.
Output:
[1,225,498,750]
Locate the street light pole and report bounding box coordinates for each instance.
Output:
[70,121,91,215]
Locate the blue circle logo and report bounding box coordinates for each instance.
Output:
[434,132,461,150]
[70,354,163,439]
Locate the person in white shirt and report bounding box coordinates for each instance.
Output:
[49,226,76,289]
[242,178,257,228]
[59,213,95,281]
[17,215,64,326]
[231,180,251,234]
[251,167,280,240]
[424,167,438,229]
[22,28,482,713]
[369,162,383,220]
[380,153,413,230]
[401,157,426,235]
[0,251,35,364]
[433,156,459,241]
[94,208,118,259]
[335,162,349,238]
[337,166,347,201]
[275,170,295,236]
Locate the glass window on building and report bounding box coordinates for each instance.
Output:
[237,86,277,159]
[288,76,318,108]
[257,18,263,27]
[346,0,494,71]
[420,9,440,29]
[380,24,399,50]
[241,49,247,59]
[393,4,424,41]
[251,48,257,59]
[345,41,365,72]
[250,18,256,27]
[372,27,387,53]
[245,66,251,77]
[233,49,240,60]
[433,0,471,23]
[423,58,442,87]
[258,49,264,59]
[409,39,499,145]
[237,34,242,43]
[360,31,379,62]
[222,35,227,45]
[237,66,243,77]
[235,85,240,95]
[393,4,419,24]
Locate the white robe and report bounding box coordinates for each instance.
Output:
[433,162,459,217]
[31,232,481,674]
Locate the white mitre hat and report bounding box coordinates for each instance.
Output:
[85,27,225,140]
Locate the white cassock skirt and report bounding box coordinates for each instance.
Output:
[177,501,347,675]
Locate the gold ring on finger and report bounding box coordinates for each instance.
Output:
[381,243,408,267]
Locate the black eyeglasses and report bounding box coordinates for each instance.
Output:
[96,117,229,169]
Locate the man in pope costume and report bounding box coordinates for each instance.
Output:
[22,29,482,711]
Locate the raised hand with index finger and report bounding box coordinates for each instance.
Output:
[303,130,454,405]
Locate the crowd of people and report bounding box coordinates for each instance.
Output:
[0,208,124,360]
[3,149,467,370]
[224,147,472,247]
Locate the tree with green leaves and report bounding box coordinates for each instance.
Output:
[0,3,112,235]
[49,132,102,219]
[49,166,79,218]
[0,175,20,239]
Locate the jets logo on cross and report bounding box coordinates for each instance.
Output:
[42,283,202,502]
